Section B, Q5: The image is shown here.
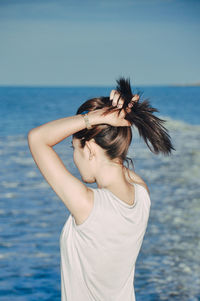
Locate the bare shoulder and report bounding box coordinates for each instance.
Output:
[124,167,150,195]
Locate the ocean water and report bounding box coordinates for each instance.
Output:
[0,86,200,300]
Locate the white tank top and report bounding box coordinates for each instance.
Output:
[60,182,151,301]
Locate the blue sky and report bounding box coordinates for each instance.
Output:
[0,0,199,86]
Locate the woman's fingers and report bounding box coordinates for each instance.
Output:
[128,94,140,108]
[117,98,124,108]
[132,94,140,102]
[111,90,120,107]
[109,89,116,101]
[110,90,124,108]
[110,90,140,110]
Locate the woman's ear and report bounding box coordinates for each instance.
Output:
[85,140,95,159]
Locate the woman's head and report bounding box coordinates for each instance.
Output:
[72,77,176,181]
[72,135,126,184]
[73,96,132,162]
[72,96,133,183]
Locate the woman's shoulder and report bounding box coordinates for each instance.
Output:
[124,167,150,196]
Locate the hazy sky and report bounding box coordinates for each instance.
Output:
[0,0,199,86]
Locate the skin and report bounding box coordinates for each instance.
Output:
[72,137,149,202]
[72,90,148,199]
[28,90,149,226]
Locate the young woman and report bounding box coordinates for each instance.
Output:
[28,77,175,301]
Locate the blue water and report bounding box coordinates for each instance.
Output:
[0,86,200,300]
[0,86,200,137]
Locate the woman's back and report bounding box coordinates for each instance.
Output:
[60,182,151,301]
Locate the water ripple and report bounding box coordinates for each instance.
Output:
[0,116,200,300]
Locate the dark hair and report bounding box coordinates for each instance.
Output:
[73,76,176,169]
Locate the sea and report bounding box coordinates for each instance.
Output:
[0,85,200,301]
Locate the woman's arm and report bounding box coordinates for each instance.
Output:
[27,94,130,224]
[28,111,99,147]
[27,110,102,224]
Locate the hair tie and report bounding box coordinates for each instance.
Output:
[80,110,90,115]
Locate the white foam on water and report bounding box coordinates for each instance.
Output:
[34,252,50,258]
[1,181,19,188]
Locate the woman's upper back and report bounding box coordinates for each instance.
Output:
[124,167,150,196]
[60,182,151,300]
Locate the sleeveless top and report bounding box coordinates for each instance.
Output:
[60,182,151,301]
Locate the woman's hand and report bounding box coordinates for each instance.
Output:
[99,90,139,127]
[88,90,139,127]
[110,89,140,111]
[96,106,131,127]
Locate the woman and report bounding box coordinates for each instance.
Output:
[28,77,175,300]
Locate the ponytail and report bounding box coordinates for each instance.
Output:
[73,77,175,169]
[102,76,176,155]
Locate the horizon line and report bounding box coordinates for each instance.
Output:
[0,83,200,88]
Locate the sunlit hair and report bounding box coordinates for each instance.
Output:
[73,76,176,169]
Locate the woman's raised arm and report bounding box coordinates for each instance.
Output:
[27,111,101,223]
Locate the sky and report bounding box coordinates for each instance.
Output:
[0,0,200,86]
